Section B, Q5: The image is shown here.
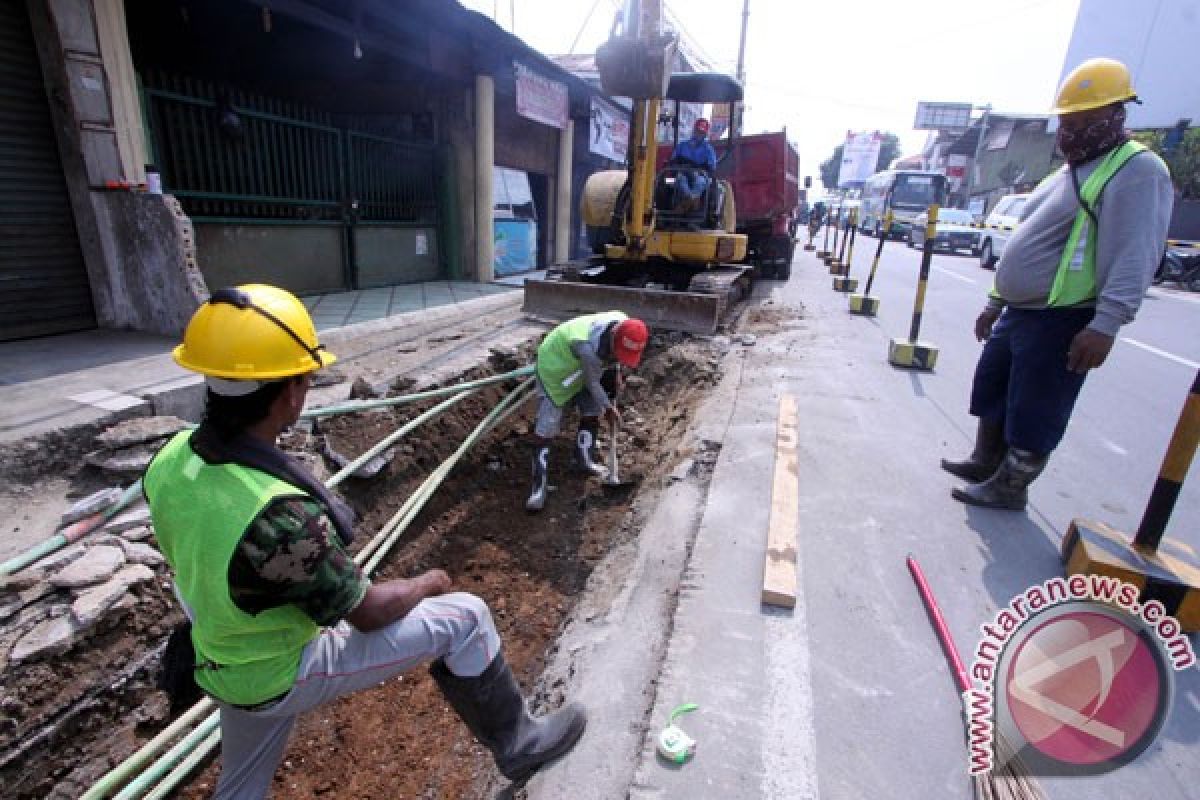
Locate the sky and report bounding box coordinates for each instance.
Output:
[459,0,1083,185]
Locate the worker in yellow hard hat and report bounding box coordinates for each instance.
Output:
[146,284,586,798]
[944,58,1174,511]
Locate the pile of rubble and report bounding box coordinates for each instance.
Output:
[0,415,194,670]
[0,500,164,667]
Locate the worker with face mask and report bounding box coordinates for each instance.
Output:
[943,58,1174,511]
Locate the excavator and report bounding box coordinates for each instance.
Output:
[522,0,752,334]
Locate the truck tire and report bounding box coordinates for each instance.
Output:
[777,258,792,281]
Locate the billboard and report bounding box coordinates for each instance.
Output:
[588,97,629,163]
[914,101,973,131]
[1058,0,1200,129]
[837,131,882,188]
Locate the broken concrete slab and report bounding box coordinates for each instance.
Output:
[70,578,130,628]
[321,436,394,479]
[102,504,152,535]
[119,525,154,542]
[113,563,156,588]
[48,545,126,588]
[10,614,77,663]
[95,415,189,449]
[59,487,124,527]
[35,544,87,573]
[84,442,160,475]
[119,541,164,568]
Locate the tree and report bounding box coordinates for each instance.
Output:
[819,133,902,189]
[1134,129,1200,200]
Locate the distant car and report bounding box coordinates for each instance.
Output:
[978,193,1029,269]
[907,208,982,255]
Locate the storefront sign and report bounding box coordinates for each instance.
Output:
[589,97,629,163]
[515,61,568,130]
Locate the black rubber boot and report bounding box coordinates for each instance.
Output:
[941,419,1006,483]
[430,655,587,783]
[573,418,608,477]
[525,445,549,512]
[951,448,1048,511]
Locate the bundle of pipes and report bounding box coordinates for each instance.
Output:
[82,374,535,799]
[0,366,536,579]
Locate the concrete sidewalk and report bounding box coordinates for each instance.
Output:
[0,282,519,444]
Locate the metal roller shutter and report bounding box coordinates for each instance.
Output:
[0,0,94,341]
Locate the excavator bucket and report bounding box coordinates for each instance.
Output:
[522,279,720,335]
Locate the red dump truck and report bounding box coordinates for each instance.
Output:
[657,130,802,279]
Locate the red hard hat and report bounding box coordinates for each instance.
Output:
[613,318,649,367]
[694,118,710,133]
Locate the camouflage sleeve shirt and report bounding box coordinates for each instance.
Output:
[226,496,369,626]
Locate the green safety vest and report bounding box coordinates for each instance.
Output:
[536,311,626,407]
[1048,140,1147,307]
[145,430,319,706]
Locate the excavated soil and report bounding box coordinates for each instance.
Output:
[0,335,722,800]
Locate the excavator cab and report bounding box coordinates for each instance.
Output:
[522,3,753,334]
[654,73,742,232]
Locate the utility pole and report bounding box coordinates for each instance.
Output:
[734,0,750,138]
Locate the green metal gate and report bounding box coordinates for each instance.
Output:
[142,74,440,292]
[0,0,95,341]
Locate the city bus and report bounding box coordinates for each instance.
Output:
[858,170,948,239]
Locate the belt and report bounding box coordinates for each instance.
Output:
[229,689,290,712]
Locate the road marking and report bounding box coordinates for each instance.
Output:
[932,265,976,284]
[1120,338,1200,370]
[1101,437,1128,456]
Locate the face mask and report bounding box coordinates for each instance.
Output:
[1056,104,1128,166]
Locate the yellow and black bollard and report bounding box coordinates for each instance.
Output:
[887,205,939,370]
[1062,370,1200,630]
[833,209,859,292]
[828,209,851,274]
[849,210,892,316]
[816,208,832,258]
[824,206,841,267]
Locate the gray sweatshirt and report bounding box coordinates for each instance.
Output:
[568,320,614,412]
[989,147,1174,336]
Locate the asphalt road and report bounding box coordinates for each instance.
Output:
[784,232,1199,799]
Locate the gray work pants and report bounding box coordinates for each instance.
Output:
[213,592,501,799]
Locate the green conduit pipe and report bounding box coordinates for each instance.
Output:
[325,389,476,489]
[300,365,534,419]
[141,728,222,800]
[79,699,216,800]
[109,714,220,800]
[1,482,143,576]
[83,379,534,799]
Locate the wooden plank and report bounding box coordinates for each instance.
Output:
[762,394,799,608]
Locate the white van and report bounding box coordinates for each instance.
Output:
[978,193,1029,269]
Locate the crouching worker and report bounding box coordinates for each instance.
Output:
[526,312,649,511]
[146,284,586,799]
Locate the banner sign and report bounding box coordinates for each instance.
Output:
[515,61,568,130]
[837,131,882,188]
[589,97,629,163]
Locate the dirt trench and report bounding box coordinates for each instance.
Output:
[0,334,724,800]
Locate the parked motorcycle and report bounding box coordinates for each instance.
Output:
[1154,248,1200,292]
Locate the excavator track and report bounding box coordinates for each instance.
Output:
[522,264,753,335]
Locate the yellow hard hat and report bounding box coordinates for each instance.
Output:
[173,284,336,380]
[1051,57,1138,115]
